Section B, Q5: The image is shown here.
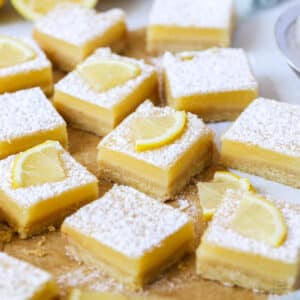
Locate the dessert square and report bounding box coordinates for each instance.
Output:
[0,142,98,238]
[147,0,235,53]
[54,48,158,136]
[0,88,67,159]
[97,101,213,200]
[62,184,195,288]
[221,98,300,188]
[163,49,258,121]
[196,189,300,294]
[33,3,126,71]
[0,37,53,95]
[0,252,58,300]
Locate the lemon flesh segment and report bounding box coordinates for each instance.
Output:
[0,36,36,68]
[197,182,228,221]
[77,59,141,93]
[230,193,287,247]
[11,0,98,21]
[133,111,187,152]
[213,171,254,192]
[12,141,66,189]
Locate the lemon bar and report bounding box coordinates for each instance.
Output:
[163,49,258,121]
[33,3,126,72]
[0,142,98,238]
[0,36,52,95]
[54,48,157,136]
[147,0,235,54]
[62,184,195,289]
[0,252,58,300]
[196,189,300,294]
[97,101,213,200]
[0,88,67,159]
[221,98,300,188]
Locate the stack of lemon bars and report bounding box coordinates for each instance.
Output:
[0,0,299,299]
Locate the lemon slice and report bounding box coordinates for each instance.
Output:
[77,59,141,93]
[11,0,98,21]
[197,171,253,221]
[213,171,255,191]
[0,36,35,68]
[133,111,186,152]
[12,141,66,189]
[230,193,287,247]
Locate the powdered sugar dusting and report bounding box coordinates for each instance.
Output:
[35,3,125,46]
[0,252,54,300]
[63,184,191,258]
[99,101,211,168]
[149,0,234,29]
[0,88,65,142]
[204,189,300,263]
[55,48,156,109]
[164,49,258,99]
[222,98,300,157]
[0,143,97,207]
[0,37,51,78]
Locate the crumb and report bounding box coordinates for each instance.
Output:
[37,236,46,247]
[25,248,48,257]
[48,225,56,232]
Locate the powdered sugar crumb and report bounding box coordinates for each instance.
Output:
[149,0,234,29]
[222,98,300,157]
[0,88,65,142]
[35,3,125,46]
[0,252,53,300]
[99,101,212,168]
[63,184,191,258]
[163,49,258,99]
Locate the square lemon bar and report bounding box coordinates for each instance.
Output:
[97,101,213,200]
[221,98,300,188]
[196,189,300,294]
[0,88,67,159]
[0,252,59,300]
[147,0,235,54]
[33,3,126,72]
[62,184,195,289]
[163,49,258,122]
[0,142,98,238]
[54,48,157,136]
[0,36,53,95]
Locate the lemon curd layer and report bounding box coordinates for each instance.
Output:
[62,185,195,289]
[54,49,157,136]
[147,0,235,53]
[0,143,98,238]
[33,3,126,71]
[97,101,213,201]
[0,252,58,300]
[221,98,300,188]
[163,49,258,122]
[196,190,300,294]
[0,88,67,159]
[0,37,53,95]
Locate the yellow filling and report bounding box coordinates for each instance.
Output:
[31,281,59,300]
[197,242,298,283]
[221,140,300,174]
[0,125,68,159]
[62,220,194,285]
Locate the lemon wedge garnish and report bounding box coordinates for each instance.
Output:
[12,141,66,189]
[77,59,141,93]
[132,111,186,152]
[230,193,287,247]
[11,0,98,21]
[197,171,253,221]
[0,36,35,68]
